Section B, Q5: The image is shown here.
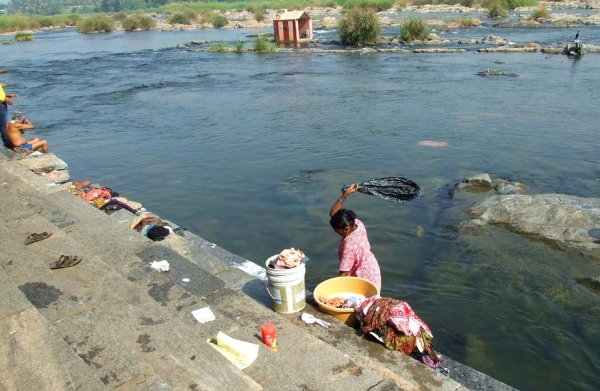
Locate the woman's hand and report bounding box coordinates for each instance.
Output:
[342,183,359,198]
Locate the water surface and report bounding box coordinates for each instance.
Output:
[2,24,600,391]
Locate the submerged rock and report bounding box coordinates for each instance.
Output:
[477,69,519,77]
[464,194,600,263]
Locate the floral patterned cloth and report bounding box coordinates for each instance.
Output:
[338,218,381,291]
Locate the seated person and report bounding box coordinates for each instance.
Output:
[7,111,49,154]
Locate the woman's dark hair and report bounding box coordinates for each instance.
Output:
[330,209,357,229]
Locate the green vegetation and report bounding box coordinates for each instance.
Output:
[76,14,114,33]
[339,0,394,11]
[122,14,156,31]
[253,37,277,52]
[501,0,538,10]
[254,9,266,22]
[453,17,477,28]
[212,15,229,28]
[184,9,198,22]
[168,12,191,25]
[400,17,429,42]
[198,10,216,24]
[2,40,15,45]
[338,8,381,45]
[234,40,246,53]
[15,32,34,41]
[530,7,550,20]
[209,41,230,52]
[486,0,508,18]
[112,12,129,22]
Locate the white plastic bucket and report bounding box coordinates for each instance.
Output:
[265,255,306,314]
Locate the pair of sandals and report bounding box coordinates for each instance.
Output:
[24,231,83,269]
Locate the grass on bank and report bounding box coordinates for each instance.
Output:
[453,17,477,28]
[338,7,381,45]
[530,7,550,20]
[76,14,114,33]
[209,41,230,51]
[400,17,429,42]
[122,14,156,31]
[0,14,79,33]
[15,32,34,41]
[486,0,508,18]
[339,0,394,11]
[253,37,277,52]
[213,15,229,28]
[2,40,14,44]
[234,40,246,53]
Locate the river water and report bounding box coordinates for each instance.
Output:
[2,18,600,390]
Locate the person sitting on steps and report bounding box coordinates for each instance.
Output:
[7,111,49,154]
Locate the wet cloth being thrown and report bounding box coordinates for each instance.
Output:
[342,177,420,204]
[355,296,445,370]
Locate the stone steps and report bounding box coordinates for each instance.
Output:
[0,155,510,391]
[0,179,263,390]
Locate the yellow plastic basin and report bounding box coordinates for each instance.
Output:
[313,277,380,328]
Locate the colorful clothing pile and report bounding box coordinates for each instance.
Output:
[68,180,144,215]
[355,296,446,371]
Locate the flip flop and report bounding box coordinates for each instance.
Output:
[50,255,82,270]
[25,232,52,245]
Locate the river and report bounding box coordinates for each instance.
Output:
[2,19,600,391]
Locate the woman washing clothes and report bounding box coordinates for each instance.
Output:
[329,183,382,292]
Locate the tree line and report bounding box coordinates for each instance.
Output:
[4,0,180,15]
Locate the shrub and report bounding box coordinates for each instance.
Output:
[113,12,128,22]
[338,8,381,45]
[2,40,14,45]
[341,0,394,12]
[199,10,218,25]
[234,40,245,53]
[122,14,156,31]
[213,15,229,28]
[459,0,478,6]
[15,32,34,41]
[487,1,508,18]
[209,41,229,52]
[184,10,198,22]
[453,17,477,27]
[502,0,538,10]
[246,4,258,13]
[168,12,191,25]
[530,7,550,20]
[254,9,265,22]
[253,37,276,52]
[76,14,114,33]
[400,17,429,42]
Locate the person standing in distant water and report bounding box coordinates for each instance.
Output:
[329,183,382,291]
[0,84,18,147]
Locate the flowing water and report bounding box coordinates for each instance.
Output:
[2,19,600,390]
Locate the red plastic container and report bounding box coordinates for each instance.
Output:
[261,323,277,352]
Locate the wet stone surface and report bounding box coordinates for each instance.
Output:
[18,282,62,308]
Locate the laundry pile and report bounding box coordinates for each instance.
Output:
[267,248,307,269]
[129,214,187,242]
[67,181,146,215]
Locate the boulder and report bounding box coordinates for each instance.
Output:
[460,173,493,188]
[17,153,68,174]
[40,169,71,184]
[320,16,338,28]
[493,178,525,195]
[464,194,600,263]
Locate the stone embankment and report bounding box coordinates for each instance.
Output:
[0,148,516,390]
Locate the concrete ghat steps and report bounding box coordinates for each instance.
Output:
[0,156,512,390]
[0,203,262,387]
